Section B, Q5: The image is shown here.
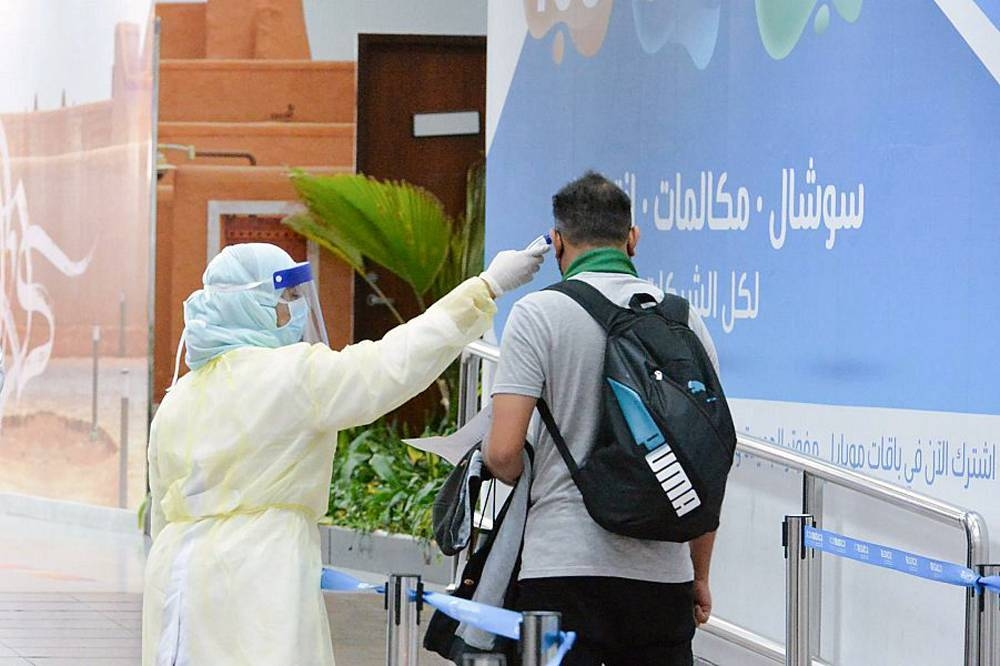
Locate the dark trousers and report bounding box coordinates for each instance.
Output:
[514,576,695,666]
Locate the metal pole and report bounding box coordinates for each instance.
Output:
[90,325,101,439]
[118,369,130,508]
[451,352,472,590]
[784,514,813,666]
[967,512,990,666]
[386,573,421,666]
[119,292,127,357]
[520,611,561,666]
[802,473,824,654]
[144,17,162,540]
[462,655,506,665]
[458,352,482,428]
[980,565,1000,666]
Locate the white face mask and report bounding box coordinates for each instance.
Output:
[287,297,310,327]
[275,297,309,345]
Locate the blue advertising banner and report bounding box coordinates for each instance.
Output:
[486,2,1000,662]
[487,0,1000,416]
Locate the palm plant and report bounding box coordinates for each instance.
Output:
[285,162,486,418]
[286,162,485,325]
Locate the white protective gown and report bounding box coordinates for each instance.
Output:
[142,278,495,665]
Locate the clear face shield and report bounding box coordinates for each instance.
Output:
[169,257,329,390]
[271,262,328,346]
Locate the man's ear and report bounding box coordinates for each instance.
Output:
[626,226,640,257]
[552,229,564,260]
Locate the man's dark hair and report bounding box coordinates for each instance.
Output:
[552,171,631,246]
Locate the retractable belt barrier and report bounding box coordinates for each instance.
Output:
[784,514,1000,666]
[804,526,1000,594]
[321,568,576,666]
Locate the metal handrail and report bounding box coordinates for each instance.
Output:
[699,616,831,666]
[738,433,988,665]
[457,341,993,665]
[738,433,987,532]
[465,339,500,363]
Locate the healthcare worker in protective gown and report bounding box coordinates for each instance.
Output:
[142,241,547,665]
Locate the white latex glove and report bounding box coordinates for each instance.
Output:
[479,235,551,298]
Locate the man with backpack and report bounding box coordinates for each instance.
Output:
[484,171,734,666]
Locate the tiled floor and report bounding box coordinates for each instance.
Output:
[0,513,715,664]
[0,591,140,665]
[0,513,144,664]
[0,513,446,665]
[0,586,449,666]
[325,590,450,666]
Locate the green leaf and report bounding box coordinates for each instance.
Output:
[430,159,486,303]
[290,171,452,297]
[405,445,424,465]
[412,481,438,505]
[283,212,364,271]
[339,451,370,484]
[463,159,487,278]
[346,429,376,454]
[369,453,397,482]
[325,420,456,540]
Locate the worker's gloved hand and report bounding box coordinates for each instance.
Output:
[480,235,551,298]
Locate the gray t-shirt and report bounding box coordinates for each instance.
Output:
[491,272,719,583]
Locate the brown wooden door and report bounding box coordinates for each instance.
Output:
[355,34,486,427]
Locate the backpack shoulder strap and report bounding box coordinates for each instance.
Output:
[657,293,690,327]
[544,280,625,332]
[536,399,581,480]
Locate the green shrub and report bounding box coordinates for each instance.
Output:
[327,421,454,541]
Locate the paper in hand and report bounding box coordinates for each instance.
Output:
[403,401,492,465]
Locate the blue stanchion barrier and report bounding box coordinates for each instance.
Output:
[549,631,577,664]
[804,526,982,589]
[320,567,577,665]
[423,591,522,640]
[320,568,384,593]
[421,592,576,666]
[982,575,1000,594]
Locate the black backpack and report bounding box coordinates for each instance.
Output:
[537,280,736,542]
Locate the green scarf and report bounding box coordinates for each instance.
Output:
[563,247,638,280]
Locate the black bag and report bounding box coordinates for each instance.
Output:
[538,280,736,542]
[424,459,520,664]
[432,445,486,556]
